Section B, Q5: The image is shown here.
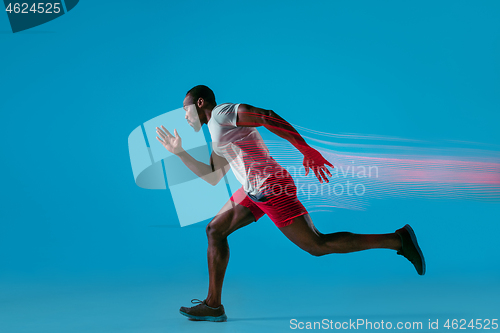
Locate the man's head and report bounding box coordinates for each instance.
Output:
[183,85,216,132]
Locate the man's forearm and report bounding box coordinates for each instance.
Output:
[263,111,311,153]
[176,150,221,185]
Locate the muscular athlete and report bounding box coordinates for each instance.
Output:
[156,85,425,322]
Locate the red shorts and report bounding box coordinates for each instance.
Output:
[229,169,308,228]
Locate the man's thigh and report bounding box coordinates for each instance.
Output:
[208,199,257,238]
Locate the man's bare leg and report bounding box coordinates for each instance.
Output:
[279,213,401,256]
[204,199,256,308]
[279,213,425,274]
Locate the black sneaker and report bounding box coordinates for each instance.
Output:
[179,299,227,322]
[395,224,426,275]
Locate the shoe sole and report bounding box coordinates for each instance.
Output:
[179,310,227,322]
[403,224,426,275]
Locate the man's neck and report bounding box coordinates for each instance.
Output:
[203,105,215,124]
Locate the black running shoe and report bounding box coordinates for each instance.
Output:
[179,299,227,322]
[395,224,426,275]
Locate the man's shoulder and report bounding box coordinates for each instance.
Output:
[213,103,239,113]
[211,103,240,126]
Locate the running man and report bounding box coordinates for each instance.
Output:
[156,85,425,322]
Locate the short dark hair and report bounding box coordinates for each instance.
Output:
[186,85,216,107]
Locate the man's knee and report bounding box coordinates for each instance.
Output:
[206,221,226,242]
[303,237,328,257]
[306,246,327,257]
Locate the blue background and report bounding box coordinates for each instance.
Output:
[1,1,499,332]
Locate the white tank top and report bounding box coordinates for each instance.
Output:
[207,103,284,196]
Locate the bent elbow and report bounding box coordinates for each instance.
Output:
[262,109,274,125]
[209,168,227,186]
[262,109,281,130]
[209,175,222,186]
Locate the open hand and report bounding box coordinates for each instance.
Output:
[302,147,334,183]
[156,126,184,155]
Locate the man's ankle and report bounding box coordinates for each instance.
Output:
[394,232,403,251]
[205,298,221,308]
